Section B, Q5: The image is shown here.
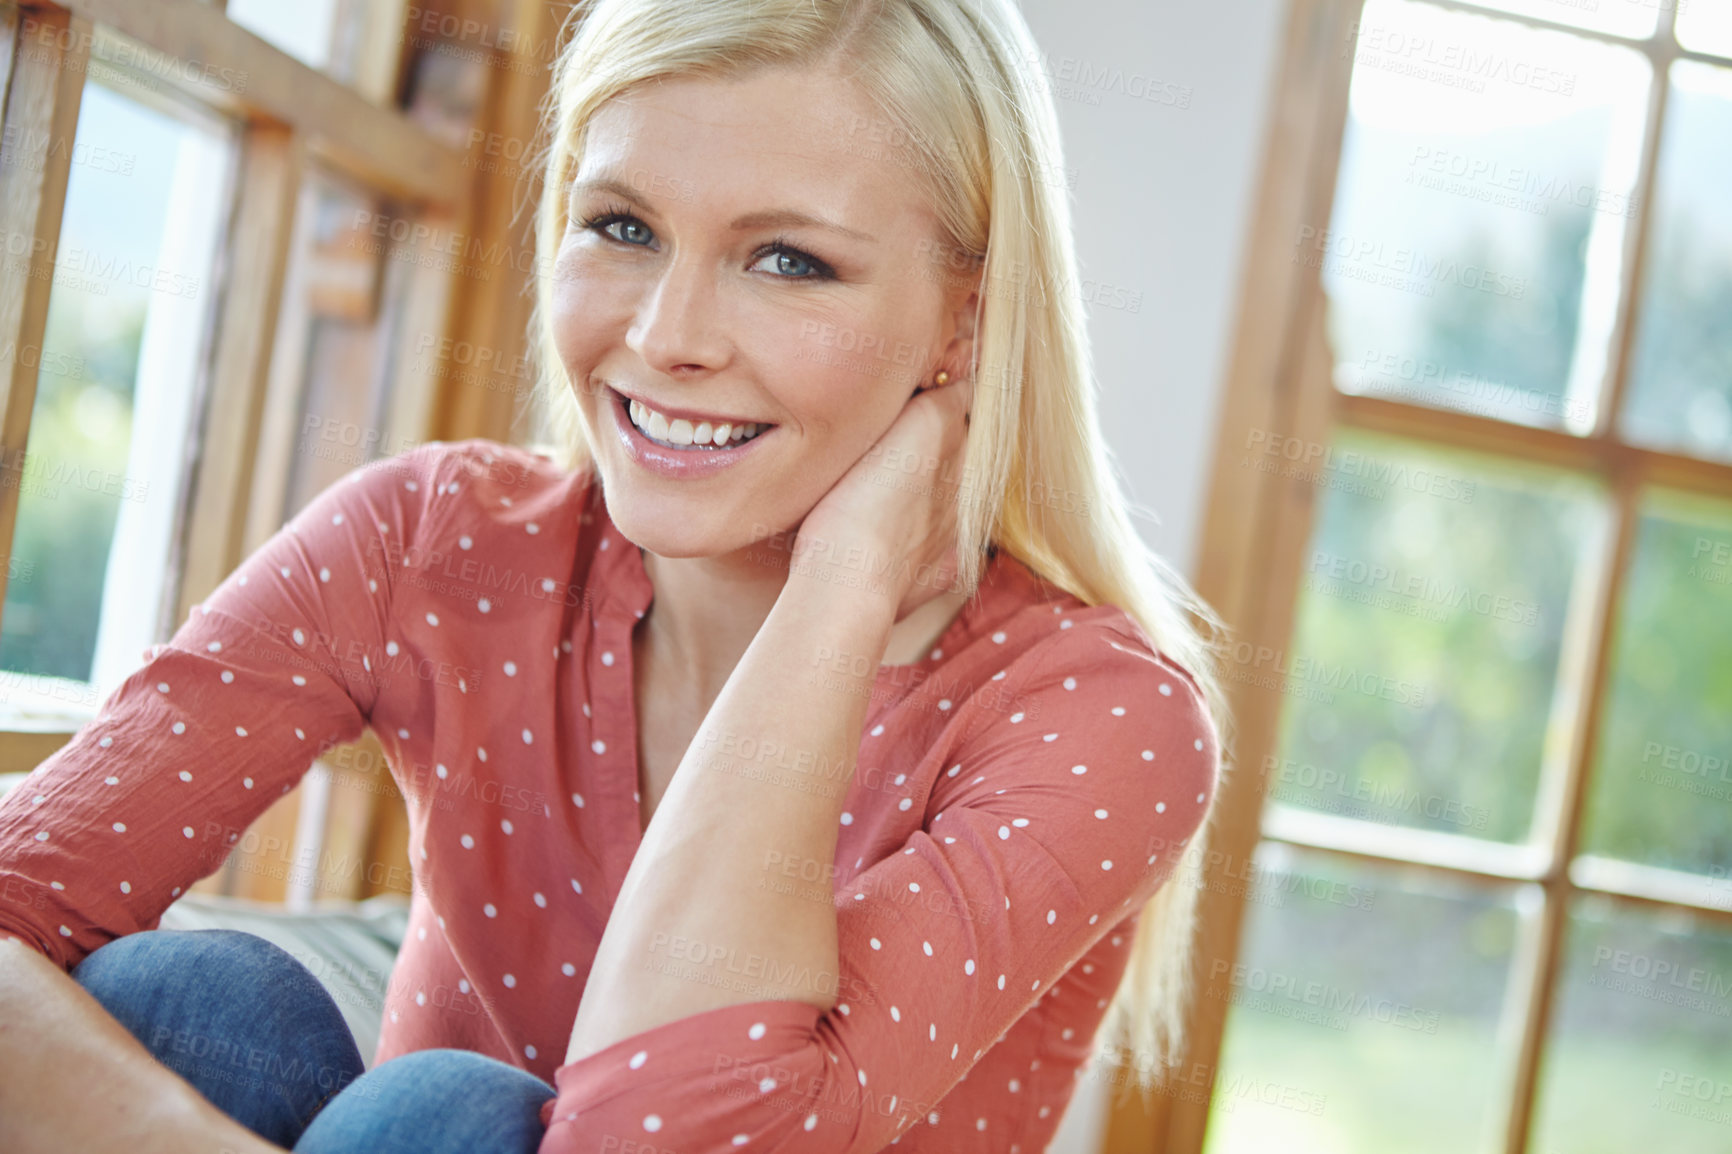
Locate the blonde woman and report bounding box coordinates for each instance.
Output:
[0,0,1225,1151]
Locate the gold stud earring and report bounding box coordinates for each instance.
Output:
[934,370,950,386]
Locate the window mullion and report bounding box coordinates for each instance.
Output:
[171,123,304,629]
[1589,35,1672,442]
[0,8,88,643]
[1494,471,1641,1154]
[1135,2,1369,1152]
[51,0,464,205]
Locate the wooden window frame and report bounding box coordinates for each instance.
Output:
[0,0,565,902]
[1102,2,1732,1152]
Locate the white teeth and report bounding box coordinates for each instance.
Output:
[627,396,767,448]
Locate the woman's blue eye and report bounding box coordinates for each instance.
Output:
[759,247,826,279]
[577,208,834,281]
[598,216,652,246]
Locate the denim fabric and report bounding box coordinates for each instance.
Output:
[70,928,556,1152]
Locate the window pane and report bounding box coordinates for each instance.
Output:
[279,180,441,521]
[1446,0,1659,39]
[400,3,498,149]
[0,83,230,721]
[1578,491,1732,877]
[1530,897,1732,1153]
[1202,847,1518,1153]
[1621,60,1732,462]
[1264,431,1604,843]
[1326,0,1649,431]
[1677,1,1732,59]
[226,0,402,103]
[226,0,341,71]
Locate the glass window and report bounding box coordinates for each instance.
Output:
[1529,897,1732,1153]
[0,81,231,723]
[1327,0,1649,432]
[1578,491,1732,877]
[225,0,402,104]
[1677,1,1732,59]
[276,178,434,521]
[1266,431,1605,844]
[1620,60,1732,462]
[225,0,341,72]
[1203,846,1520,1153]
[400,3,497,150]
[1446,0,1661,40]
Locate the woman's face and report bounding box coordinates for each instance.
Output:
[550,66,976,559]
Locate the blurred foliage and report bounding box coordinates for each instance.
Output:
[0,291,143,682]
[1626,204,1732,460]
[1276,130,1732,865]
[1205,851,1517,1154]
[1230,39,1732,1154]
[1623,69,1732,461]
[1270,434,1600,844]
[1580,495,1732,875]
[1530,898,1732,1153]
[1396,203,1591,419]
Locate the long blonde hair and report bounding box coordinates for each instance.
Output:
[524,0,1228,1097]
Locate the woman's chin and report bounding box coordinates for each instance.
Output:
[603,495,790,562]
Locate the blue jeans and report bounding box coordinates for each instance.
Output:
[70,928,556,1152]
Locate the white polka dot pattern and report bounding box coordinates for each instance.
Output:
[0,440,1220,1154]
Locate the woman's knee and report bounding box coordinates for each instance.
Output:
[68,927,366,1147]
[72,928,302,1014]
[295,1048,555,1154]
[75,927,292,984]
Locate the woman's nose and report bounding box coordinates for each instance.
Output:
[625,252,730,375]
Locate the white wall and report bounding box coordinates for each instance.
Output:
[1018,0,1286,582]
[1010,0,1288,1147]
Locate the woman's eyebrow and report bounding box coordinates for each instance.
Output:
[571,175,878,244]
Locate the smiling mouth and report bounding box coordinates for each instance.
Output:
[619,391,774,451]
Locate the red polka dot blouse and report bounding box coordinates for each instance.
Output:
[0,439,1219,1153]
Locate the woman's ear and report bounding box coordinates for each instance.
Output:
[939,280,981,382]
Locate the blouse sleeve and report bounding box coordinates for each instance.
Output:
[536,617,1221,1153]
[0,442,456,972]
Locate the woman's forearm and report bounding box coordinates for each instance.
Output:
[0,938,286,1154]
[565,563,895,1065]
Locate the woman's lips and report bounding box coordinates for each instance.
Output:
[611,385,768,433]
[606,386,774,479]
